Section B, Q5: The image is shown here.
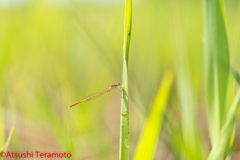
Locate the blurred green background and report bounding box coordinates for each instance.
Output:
[0,0,240,159]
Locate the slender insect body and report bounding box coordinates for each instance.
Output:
[69,83,121,108]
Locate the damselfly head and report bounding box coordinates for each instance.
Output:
[111,83,121,88]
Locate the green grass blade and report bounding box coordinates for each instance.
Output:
[170,2,205,158]
[123,0,132,63]
[0,122,15,160]
[203,0,230,145]
[208,88,240,160]
[119,0,132,159]
[231,68,240,84]
[175,61,203,159]
[226,131,240,159]
[133,68,174,160]
[63,114,74,160]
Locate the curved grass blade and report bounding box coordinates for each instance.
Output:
[208,88,240,160]
[0,122,15,160]
[203,0,230,145]
[231,68,240,84]
[133,68,174,160]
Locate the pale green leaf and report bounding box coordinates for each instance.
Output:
[208,88,240,160]
[133,68,174,160]
[0,122,15,160]
[203,0,230,145]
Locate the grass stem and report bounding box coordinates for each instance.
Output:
[119,0,132,159]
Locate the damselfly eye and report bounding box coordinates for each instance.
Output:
[117,83,120,86]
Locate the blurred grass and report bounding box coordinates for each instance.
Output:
[0,122,15,160]
[169,1,206,159]
[203,0,230,146]
[208,88,240,159]
[0,0,240,159]
[203,0,240,159]
[133,67,174,160]
[232,68,240,85]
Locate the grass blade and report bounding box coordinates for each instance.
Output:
[170,2,205,158]
[203,0,230,145]
[133,68,174,160]
[63,114,74,160]
[0,122,15,160]
[208,88,240,160]
[231,68,240,84]
[119,0,132,159]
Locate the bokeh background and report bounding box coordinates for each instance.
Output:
[0,0,240,159]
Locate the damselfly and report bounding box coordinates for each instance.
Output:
[69,83,121,108]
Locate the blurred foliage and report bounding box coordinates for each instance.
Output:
[0,0,240,159]
[134,68,174,160]
[0,123,15,160]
